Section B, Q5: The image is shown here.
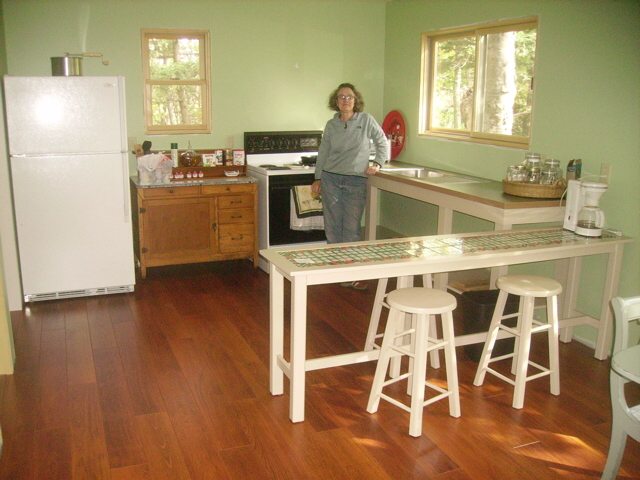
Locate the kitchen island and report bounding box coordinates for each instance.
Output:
[131,176,258,278]
[262,228,631,423]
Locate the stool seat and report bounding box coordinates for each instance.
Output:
[367,286,461,437]
[387,288,457,315]
[497,275,562,298]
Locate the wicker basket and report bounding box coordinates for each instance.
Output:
[502,179,566,199]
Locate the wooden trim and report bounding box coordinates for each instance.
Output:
[419,17,538,149]
[141,28,211,135]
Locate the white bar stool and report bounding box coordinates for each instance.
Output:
[473,275,562,409]
[367,287,461,437]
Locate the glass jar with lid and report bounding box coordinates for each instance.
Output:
[523,152,541,183]
[540,158,562,185]
[506,165,527,182]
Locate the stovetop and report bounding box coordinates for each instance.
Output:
[245,130,322,176]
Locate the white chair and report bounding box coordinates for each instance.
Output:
[367,287,460,437]
[601,296,640,480]
[473,275,562,409]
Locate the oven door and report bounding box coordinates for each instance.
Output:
[268,173,326,246]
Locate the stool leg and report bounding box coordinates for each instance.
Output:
[441,311,461,418]
[421,273,441,369]
[547,295,560,396]
[428,314,441,370]
[365,278,389,350]
[407,313,416,395]
[512,296,535,409]
[367,307,401,414]
[409,313,429,437]
[390,276,413,378]
[474,290,509,386]
[511,296,525,375]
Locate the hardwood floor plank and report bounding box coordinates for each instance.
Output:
[134,412,192,480]
[103,417,146,469]
[33,427,72,480]
[37,328,69,431]
[0,427,36,480]
[68,383,110,479]
[110,463,153,480]
[86,297,118,351]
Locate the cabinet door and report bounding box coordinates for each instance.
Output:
[141,197,216,264]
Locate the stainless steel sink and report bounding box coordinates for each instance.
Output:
[379,166,485,184]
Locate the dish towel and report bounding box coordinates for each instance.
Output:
[290,185,324,231]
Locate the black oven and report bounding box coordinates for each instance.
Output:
[268,173,326,246]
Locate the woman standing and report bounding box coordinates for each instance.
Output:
[311,82,389,289]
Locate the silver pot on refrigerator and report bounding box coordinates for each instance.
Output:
[51,56,83,76]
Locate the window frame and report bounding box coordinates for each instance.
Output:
[419,17,538,149]
[141,28,211,135]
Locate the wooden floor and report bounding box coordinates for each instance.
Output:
[1,260,639,479]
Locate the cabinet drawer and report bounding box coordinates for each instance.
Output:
[218,194,253,209]
[202,183,255,196]
[218,208,254,224]
[219,224,254,252]
[140,186,200,199]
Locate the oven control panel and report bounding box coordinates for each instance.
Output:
[244,131,322,155]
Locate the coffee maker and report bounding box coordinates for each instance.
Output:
[563,178,608,237]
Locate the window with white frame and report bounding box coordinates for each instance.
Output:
[419,18,537,148]
[141,29,211,134]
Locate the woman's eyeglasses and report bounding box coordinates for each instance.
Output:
[337,95,354,101]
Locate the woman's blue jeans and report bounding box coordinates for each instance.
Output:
[320,171,367,244]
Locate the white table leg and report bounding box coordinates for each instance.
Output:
[594,244,624,360]
[434,207,453,290]
[558,257,580,343]
[269,263,285,395]
[365,184,379,240]
[490,221,512,288]
[289,275,308,423]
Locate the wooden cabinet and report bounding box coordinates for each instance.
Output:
[132,181,258,278]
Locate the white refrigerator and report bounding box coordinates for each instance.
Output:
[4,76,135,302]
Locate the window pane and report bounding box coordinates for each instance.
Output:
[432,36,476,130]
[475,28,536,137]
[150,84,203,126]
[148,38,201,80]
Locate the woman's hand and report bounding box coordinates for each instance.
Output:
[366,164,381,175]
[311,179,321,197]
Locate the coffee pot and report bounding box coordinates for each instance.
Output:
[563,178,608,237]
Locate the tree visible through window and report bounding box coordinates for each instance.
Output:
[420,19,537,147]
[141,29,211,134]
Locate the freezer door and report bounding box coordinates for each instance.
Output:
[3,76,127,155]
[10,153,135,297]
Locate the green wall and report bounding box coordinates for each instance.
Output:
[382,0,640,343]
[2,0,387,151]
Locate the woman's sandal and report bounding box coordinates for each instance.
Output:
[339,281,368,291]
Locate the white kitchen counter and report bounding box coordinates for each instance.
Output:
[366,162,566,289]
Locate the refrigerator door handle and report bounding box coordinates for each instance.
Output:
[121,154,131,223]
